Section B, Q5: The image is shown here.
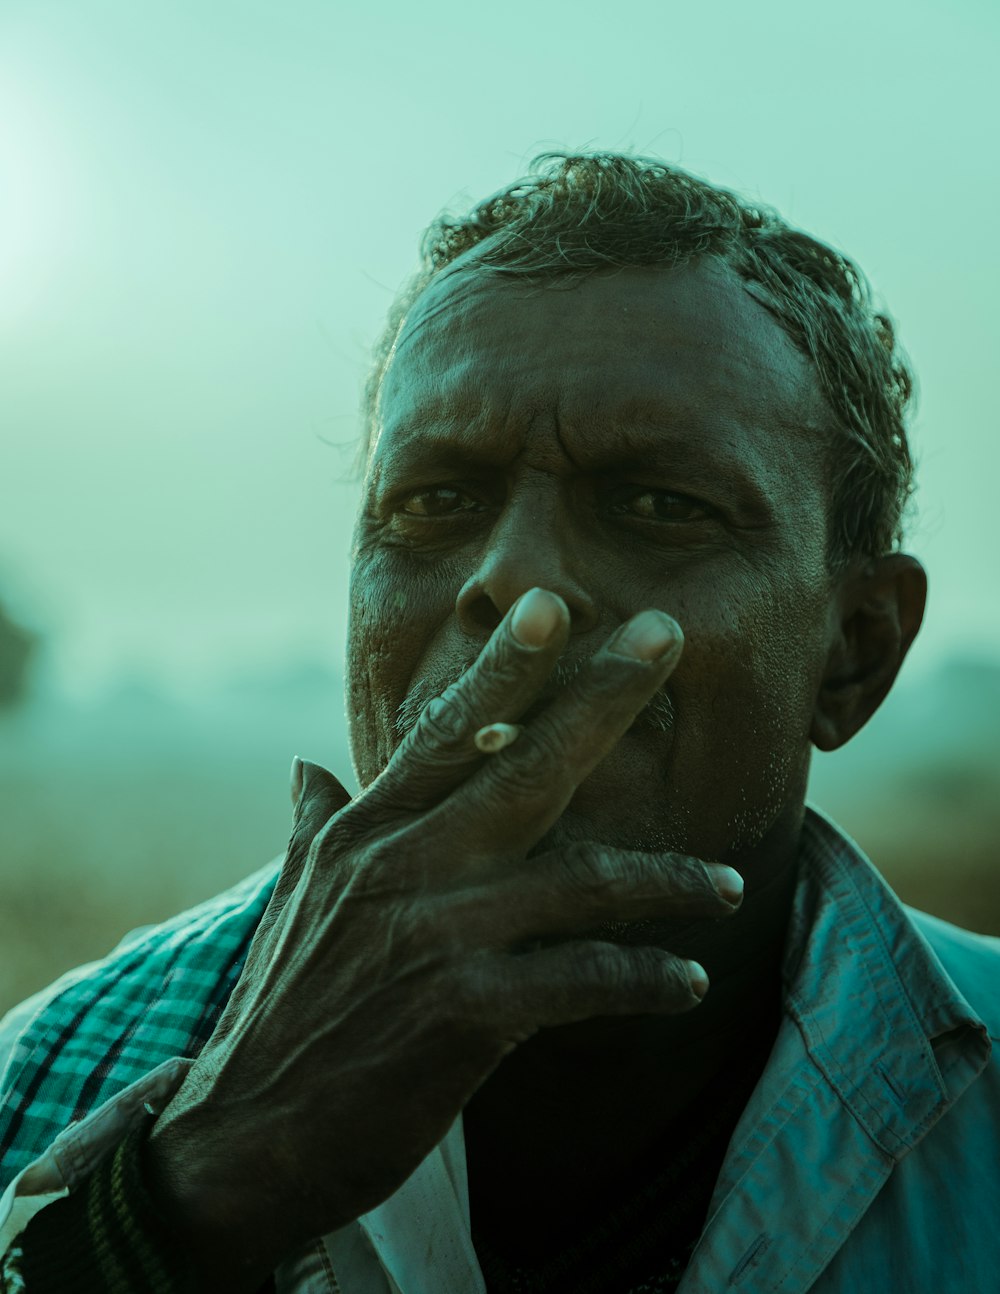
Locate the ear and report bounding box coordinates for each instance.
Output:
[811,554,927,752]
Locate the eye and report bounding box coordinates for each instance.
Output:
[607,487,712,523]
[397,486,485,518]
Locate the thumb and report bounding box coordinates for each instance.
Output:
[245,759,354,954]
[290,755,353,841]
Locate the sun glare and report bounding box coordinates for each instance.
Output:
[0,60,77,333]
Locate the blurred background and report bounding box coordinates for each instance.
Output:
[1,0,998,1015]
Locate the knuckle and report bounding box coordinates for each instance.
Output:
[344,881,451,967]
[409,896,473,958]
[631,945,683,987]
[666,852,712,896]
[390,901,443,959]
[574,941,629,989]
[306,804,369,865]
[607,849,656,893]
[620,946,692,1007]
[504,717,572,784]
[442,954,499,1029]
[480,745,553,802]
[631,947,693,1004]
[403,644,528,760]
[410,684,476,750]
[482,632,537,689]
[529,707,578,758]
[352,834,416,891]
[559,842,618,900]
[557,846,665,913]
[581,942,690,1001]
[643,852,718,905]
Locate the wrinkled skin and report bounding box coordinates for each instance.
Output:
[146,256,926,1288]
[351,258,835,882]
[346,255,925,1238]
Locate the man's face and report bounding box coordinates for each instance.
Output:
[346,256,837,882]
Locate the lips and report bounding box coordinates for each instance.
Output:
[514,691,651,736]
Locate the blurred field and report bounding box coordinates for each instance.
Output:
[0,667,355,1016]
[808,656,1000,938]
[1,657,999,1017]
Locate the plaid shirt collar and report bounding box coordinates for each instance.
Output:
[0,860,279,1186]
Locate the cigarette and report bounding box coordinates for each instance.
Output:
[473,722,522,754]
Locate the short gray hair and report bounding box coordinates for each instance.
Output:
[362,152,915,568]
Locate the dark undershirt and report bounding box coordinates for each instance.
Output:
[471,1012,780,1294]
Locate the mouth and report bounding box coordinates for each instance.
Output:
[395,660,674,748]
[515,691,663,736]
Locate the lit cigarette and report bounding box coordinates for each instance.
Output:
[473,722,522,754]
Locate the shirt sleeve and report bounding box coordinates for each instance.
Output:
[0,1055,192,1263]
[16,1122,200,1292]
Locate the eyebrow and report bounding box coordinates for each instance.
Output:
[374,413,777,519]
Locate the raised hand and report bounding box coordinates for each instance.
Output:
[144,588,743,1291]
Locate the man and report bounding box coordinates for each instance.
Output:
[1,152,997,1293]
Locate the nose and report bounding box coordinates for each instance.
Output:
[453,490,601,639]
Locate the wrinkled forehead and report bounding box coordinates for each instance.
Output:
[374,261,543,436]
[371,256,829,473]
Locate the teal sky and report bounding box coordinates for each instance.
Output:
[1,0,997,699]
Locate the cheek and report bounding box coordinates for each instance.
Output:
[665,574,829,852]
[346,551,455,785]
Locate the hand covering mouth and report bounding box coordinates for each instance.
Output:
[394,660,675,743]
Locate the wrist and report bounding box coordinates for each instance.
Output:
[19,1123,204,1293]
[142,1115,281,1293]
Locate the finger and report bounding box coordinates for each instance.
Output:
[444,848,742,948]
[440,609,683,852]
[360,588,572,816]
[466,941,708,1035]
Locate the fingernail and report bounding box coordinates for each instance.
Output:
[708,864,744,906]
[686,960,710,999]
[511,588,563,648]
[609,610,681,662]
[290,755,305,810]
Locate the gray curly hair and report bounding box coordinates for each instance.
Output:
[361,152,915,569]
